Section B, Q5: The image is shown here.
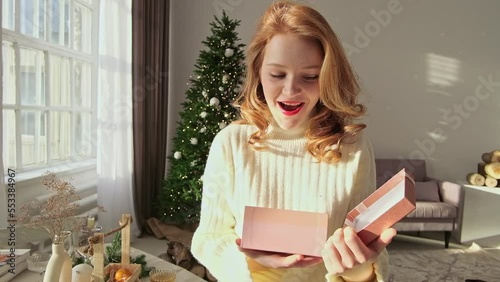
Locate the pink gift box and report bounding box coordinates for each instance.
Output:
[241,206,328,257]
[344,168,416,244]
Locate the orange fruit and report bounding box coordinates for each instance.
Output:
[115,268,132,281]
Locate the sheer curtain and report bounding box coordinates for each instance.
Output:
[97,0,139,237]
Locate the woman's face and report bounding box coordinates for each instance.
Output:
[260,33,323,130]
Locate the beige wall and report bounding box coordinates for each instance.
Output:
[168,0,500,183]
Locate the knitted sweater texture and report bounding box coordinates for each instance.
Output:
[191,123,389,281]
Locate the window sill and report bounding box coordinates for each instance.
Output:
[5,159,97,185]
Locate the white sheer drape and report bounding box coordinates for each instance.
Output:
[97,0,139,237]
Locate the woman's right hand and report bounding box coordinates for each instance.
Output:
[235,238,323,269]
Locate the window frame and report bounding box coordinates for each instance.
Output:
[2,0,100,175]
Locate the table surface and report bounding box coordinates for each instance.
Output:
[11,247,207,282]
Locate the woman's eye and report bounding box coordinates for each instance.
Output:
[303,75,319,81]
[270,73,285,79]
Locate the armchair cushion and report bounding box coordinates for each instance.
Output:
[406,202,457,218]
[415,181,441,202]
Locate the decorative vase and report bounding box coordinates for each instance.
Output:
[43,231,73,282]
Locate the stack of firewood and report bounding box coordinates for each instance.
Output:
[466,150,500,187]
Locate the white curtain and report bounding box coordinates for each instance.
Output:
[97,0,139,237]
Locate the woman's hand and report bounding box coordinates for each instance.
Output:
[322,227,396,277]
[235,238,323,269]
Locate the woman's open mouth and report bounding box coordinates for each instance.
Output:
[278,101,305,116]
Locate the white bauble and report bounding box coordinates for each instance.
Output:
[72,264,93,282]
[200,127,207,133]
[190,138,198,145]
[200,112,207,118]
[222,74,229,84]
[219,122,227,129]
[224,48,234,57]
[202,90,208,98]
[209,97,220,107]
[174,151,182,159]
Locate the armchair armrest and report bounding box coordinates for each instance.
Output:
[439,181,463,207]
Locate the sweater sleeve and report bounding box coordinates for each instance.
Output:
[191,130,253,282]
[325,134,390,282]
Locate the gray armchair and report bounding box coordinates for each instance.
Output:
[375,159,463,248]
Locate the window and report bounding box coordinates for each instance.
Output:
[2,0,98,172]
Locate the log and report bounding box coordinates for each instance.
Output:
[492,150,500,163]
[485,175,498,187]
[478,163,487,175]
[467,173,485,186]
[481,152,492,163]
[482,150,500,163]
[485,162,500,179]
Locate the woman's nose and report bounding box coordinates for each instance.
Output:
[282,77,301,96]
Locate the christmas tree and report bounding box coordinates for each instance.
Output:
[156,11,245,224]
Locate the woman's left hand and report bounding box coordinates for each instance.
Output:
[322,226,396,275]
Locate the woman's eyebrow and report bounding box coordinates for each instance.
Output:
[265,63,321,69]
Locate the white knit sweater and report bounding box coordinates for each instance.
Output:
[191,123,389,282]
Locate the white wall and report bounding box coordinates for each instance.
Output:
[168,0,500,183]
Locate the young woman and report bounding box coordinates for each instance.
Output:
[191,2,396,281]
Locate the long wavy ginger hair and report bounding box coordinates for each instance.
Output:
[234,1,366,164]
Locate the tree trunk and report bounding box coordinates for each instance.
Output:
[467,173,485,186]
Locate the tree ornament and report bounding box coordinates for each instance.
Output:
[190,138,198,145]
[219,86,224,92]
[210,97,220,107]
[174,151,182,159]
[224,113,230,118]
[202,90,208,98]
[225,48,234,57]
[219,122,227,129]
[200,112,208,118]
[222,74,229,84]
[200,127,207,133]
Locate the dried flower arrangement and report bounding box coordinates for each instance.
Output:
[17,172,86,241]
